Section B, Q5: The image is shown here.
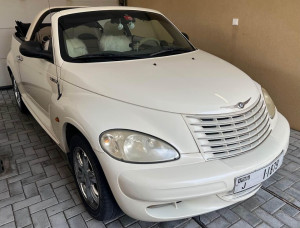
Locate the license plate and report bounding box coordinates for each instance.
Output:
[234,153,284,194]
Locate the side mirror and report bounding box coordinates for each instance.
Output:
[19,41,53,62]
[182,32,189,40]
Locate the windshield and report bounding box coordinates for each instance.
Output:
[58,10,195,62]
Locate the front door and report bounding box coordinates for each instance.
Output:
[18,52,57,117]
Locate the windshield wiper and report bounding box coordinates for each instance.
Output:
[72,53,137,61]
[150,48,191,57]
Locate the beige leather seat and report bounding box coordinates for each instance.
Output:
[35,26,51,44]
[64,25,102,54]
[99,21,131,52]
[65,38,88,58]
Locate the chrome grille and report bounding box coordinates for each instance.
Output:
[184,96,271,160]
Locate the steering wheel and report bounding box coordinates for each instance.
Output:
[138,37,160,48]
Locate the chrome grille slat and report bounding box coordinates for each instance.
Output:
[203,124,270,153]
[201,117,270,147]
[198,110,269,142]
[184,96,272,160]
[197,116,268,141]
[206,129,271,160]
[186,100,264,126]
[192,106,267,133]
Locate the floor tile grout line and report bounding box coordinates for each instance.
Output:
[261,186,300,211]
[103,214,125,226]
[193,218,208,228]
[175,218,192,228]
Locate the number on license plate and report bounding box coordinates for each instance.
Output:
[263,159,280,179]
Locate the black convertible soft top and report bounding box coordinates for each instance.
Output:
[15,21,31,40]
[15,7,78,41]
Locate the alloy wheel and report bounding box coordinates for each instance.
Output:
[74,147,100,209]
[13,79,21,107]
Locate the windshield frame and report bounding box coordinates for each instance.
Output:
[58,9,196,63]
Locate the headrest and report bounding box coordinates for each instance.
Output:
[103,21,124,36]
[35,26,52,43]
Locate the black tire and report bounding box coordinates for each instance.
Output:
[11,76,27,113]
[70,134,121,221]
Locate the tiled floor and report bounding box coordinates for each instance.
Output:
[0,89,300,228]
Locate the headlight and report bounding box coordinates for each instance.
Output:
[262,88,276,119]
[100,130,180,163]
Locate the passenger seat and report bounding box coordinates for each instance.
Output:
[65,38,88,58]
[64,25,102,54]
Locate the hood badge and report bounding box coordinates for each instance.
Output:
[221,98,251,109]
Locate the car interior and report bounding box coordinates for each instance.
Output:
[16,9,185,61]
[63,20,133,57]
[24,19,135,58]
[34,26,52,50]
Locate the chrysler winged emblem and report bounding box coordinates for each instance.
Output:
[221,98,251,109]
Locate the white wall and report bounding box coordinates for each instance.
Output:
[0,0,119,87]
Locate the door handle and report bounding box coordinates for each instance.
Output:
[16,55,23,62]
[50,77,62,100]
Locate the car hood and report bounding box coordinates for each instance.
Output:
[61,50,260,114]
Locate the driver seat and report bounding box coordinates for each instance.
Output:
[35,26,51,44]
[99,21,131,52]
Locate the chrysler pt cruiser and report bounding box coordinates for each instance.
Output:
[7,6,290,222]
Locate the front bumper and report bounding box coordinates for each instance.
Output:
[97,113,290,222]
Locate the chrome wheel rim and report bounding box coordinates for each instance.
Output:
[74,147,99,209]
[13,80,21,107]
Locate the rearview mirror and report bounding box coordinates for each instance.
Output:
[182,32,189,40]
[19,41,53,62]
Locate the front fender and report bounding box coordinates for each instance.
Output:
[7,51,17,80]
[51,81,200,157]
[7,36,22,83]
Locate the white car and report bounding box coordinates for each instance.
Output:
[7,6,290,222]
